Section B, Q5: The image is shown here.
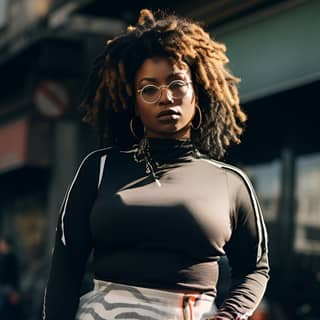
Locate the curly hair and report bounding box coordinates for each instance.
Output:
[80,9,247,159]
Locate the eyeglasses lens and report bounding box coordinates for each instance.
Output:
[141,81,188,103]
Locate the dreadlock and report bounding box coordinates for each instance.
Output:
[80,9,247,159]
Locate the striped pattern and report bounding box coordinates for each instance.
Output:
[200,158,268,262]
[200,158,269,319]
[76,280,216,320]
[98,155,107,189]
[60,148,110,246]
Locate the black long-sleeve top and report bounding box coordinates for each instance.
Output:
[43,137,269,320]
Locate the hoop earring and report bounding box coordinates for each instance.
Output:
[129,116,140,140]
[191,105,202,130]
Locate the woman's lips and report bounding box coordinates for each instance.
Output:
[157,109,181,120]
[157,114,180,121]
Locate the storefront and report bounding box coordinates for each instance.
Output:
[0,116,50,250]
[0,43,82,314]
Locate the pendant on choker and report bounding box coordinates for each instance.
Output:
[132,138,162,187]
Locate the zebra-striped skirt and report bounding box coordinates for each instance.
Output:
[76,280,216,320]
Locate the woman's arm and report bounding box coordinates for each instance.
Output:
[43,150,104,320]
[213,171,270,320]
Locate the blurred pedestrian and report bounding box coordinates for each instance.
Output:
[0,236,20,319]
[43,8,269,320]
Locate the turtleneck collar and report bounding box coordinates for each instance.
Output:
[132,137,201,187]
[133,137,200,166]
[147,137,196,163]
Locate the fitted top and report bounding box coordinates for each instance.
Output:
[43,137,269,320]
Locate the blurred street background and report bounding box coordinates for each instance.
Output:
[0,0,320,319]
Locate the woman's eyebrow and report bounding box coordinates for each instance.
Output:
[138,72,188,85]
[167,72,188,81]
[138,77,158,85]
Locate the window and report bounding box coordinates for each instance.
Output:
[295,153,320,254]
[0,0,9,29]
[245,160,281,222]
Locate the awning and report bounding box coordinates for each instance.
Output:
[214,0,320,102]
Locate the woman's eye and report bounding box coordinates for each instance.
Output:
[143,86,158,95]
[170,81,185,89]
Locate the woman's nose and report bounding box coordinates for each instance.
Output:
[159,87,174,104]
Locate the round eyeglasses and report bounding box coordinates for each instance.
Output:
[137,80,192,104]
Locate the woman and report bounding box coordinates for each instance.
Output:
[43,9,269,320]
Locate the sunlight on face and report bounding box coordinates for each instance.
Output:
[135,57,196,140]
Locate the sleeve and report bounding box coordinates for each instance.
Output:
[43,151,101,320]
[213,171,270,320]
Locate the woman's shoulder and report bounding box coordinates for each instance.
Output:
[199,157,252,187]
[201,158,258,207]
[79,145,136,169]
[90,146,116,155]
[77,146,119,171]
[82,145,123,161]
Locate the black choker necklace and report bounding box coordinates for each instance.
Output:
[133,137,199,164]
[132,137,201,187]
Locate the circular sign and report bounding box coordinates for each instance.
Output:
[34,81,69,118]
